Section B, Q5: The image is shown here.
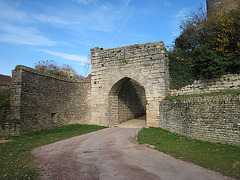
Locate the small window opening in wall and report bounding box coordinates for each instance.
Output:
[51,113,57,122]
[102,64,104,67]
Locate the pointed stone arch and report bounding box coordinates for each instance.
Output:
[108,77,146,126]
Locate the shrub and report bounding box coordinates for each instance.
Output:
[35,60,85,79]
[193,44,228,78]
[168,49,198,89]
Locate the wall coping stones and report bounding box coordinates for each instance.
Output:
[170,74,240,96]
[14,65,90,83]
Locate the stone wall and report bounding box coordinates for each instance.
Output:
[117,79,146,124]
[5,65,91,135]
[207,0,240,15]
[0,74,12,90]
[159,94,240,145]
[170,74,240,96]
[0,85,11,91]
[91,41,169,127]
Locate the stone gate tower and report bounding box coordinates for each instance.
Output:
[206,0,240,14]
[90,41,169,127]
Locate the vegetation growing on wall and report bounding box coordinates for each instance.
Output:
[165,88,240,100]
[35,60,85,79]
[169,7,240,89]
[0,89,11,129]
[168,49,199,90]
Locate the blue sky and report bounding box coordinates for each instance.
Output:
[0,0,206,77]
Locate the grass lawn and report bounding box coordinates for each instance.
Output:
[0,124,106,179]
[138,127,240,179]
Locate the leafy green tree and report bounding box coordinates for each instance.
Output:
[193,44,227,78]
[169,7,240,88]
[168,48,198,89]
[175,7,207,51]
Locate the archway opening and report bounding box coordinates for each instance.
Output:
[109,77,146,126]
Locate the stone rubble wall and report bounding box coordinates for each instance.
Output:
[0,84,11,91]
[170,74,240,96]
[207,0,240,15]
[3,65,91,135]
[160,94,240,145]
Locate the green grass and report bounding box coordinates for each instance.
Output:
[0,124,106,179]
[138,127,240,178]
[166,88,240,100]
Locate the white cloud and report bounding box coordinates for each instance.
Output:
[0,1,29,23]
[174,8,190,18]
[0,0,133,48]
[0,33,55,46]
[125,0,132,6]
[163,1,172,8]
[41,49,88,62]
[0,1,58,46]
[72,0,94,4]
[0,23,56,46]
[33,14,75,26]
[170,8,191,42]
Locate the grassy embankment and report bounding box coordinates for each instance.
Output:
[138,127,240,178]
[0,124,106,179]
[139,89,240,178]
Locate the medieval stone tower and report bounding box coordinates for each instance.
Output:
[206,0,240,14]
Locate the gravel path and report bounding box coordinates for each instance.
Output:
[32,127,231,180]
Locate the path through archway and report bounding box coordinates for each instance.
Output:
[109,77,146,126]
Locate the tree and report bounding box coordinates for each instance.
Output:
[175,7,207,51]
[35,60,85,79]
[169,7,240,83]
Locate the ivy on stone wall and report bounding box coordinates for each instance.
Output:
[168,49,199,90]
[0,89,11,129]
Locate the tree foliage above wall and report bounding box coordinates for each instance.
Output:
[169,7,240,89]
[35,60,85,79]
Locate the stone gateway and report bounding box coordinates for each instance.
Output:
[90,41,169,127]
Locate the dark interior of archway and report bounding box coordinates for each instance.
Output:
[117,79,146,124]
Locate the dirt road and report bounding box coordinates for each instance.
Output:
[32,127,231,180]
